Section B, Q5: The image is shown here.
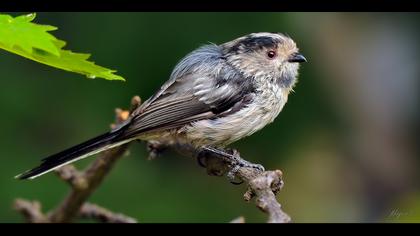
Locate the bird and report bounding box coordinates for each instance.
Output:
[16,32,306,180]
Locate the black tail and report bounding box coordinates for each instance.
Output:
[16,129,129,180]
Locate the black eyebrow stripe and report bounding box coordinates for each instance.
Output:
[229,36,282,54]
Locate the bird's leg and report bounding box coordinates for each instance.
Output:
[202,146,265,171]
[201,146,265,184]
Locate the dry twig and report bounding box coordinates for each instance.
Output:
[13,199,48,223]
[171,145,291,223]
[79,203,137,223]
[14,96,141,223]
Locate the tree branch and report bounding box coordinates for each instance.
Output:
[13,199,48,223]
[14,96,141,223]
[46,96,141,223]
[13,198,137,223]
[230,216,245,223]
[47,144,131,222]
[79,202,137,223]
[168,144,291,223]
[243,170,290,223]
[14,95,291,223]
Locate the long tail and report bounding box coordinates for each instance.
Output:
[16,129,133,180]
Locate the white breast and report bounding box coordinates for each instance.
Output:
[184,83,289,147]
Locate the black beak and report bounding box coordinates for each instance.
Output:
[288,53,307,63]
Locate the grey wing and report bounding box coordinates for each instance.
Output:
[120,44,255,138]
[132,43,225,116]
[122,72,251,138]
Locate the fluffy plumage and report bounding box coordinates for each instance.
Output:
[16,32,306,180]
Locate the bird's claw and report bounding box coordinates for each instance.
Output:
[227,165,244,185]
[200,146,265,185]
[247,163,265,172]
[230,150,265,172]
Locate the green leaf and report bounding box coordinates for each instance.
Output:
[0,13,125,81]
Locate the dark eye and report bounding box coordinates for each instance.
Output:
[267,50,277,59]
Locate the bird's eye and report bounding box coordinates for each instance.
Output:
[267,50,277,59]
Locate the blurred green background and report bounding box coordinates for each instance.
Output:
[0,12,419,223]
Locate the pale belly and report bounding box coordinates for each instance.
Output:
[181,90,288,147]
[138,87,290,148]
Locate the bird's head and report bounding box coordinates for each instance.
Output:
[221,32,306,89]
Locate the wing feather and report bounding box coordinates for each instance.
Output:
[121,44,255,139]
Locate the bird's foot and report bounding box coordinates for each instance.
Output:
[224,149,265,184]
[201,146,265,185]
[225,148,265,171]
